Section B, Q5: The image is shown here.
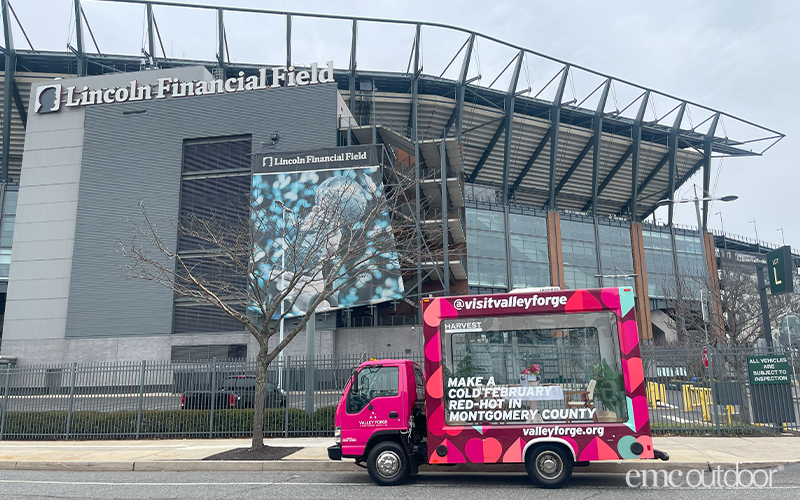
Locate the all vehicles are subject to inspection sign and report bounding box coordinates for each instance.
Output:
[748,356,791,385]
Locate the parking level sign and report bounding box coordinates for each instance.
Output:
[766,246,794,295]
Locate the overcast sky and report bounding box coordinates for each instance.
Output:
[12,0,800,250]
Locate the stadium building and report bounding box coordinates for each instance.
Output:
[0,1,796,365]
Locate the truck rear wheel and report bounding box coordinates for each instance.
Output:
[367,441,409,486]
[525,444,573,489]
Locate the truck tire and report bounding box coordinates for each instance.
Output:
[525,444,573,489]
[367,441,409,486]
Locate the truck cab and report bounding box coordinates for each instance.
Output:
[328,359,427,485]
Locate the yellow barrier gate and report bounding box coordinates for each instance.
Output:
[646,381,666,408]
[681,384,735,423]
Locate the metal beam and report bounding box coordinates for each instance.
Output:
[640,157,704,220]
[582,143,634,212]
[73,0,86,76]
[467,121,505,182]
[407,24,420,131]
[349,19,357,118]
[1,0,14,181]
[216,8,225,68]
[285,14,291,69]
[508,128,551,199]
[618,152,668,216]
[69,0,782,144]
[455,34,475,144]
[547,65,569,210]
[443,105,457,137]
[11,80,25,129]
[702,113,720,231]
[412,23,422,322]
[502,50,524,204]
[590,80,612,216]
[667,103,687,225]
[630,91,650,220]
[552,137,593,200]
[441,137,449,294]
[146,3,156,66]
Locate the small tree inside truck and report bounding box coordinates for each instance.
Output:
[328,288,668,487]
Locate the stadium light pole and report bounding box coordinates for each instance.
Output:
[656,188,737,437]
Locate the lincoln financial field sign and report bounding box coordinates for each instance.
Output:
[252,145,404,317]
[34,61,336,113]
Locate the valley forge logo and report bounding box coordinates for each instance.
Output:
[34,61,335,114]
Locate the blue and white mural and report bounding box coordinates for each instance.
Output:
[252,146,404,317]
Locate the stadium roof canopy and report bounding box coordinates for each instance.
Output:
[1,0,783,227]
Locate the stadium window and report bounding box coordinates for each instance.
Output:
[174,136,251,334]
[171,344,248,361]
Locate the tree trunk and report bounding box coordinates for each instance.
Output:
[251,347,270,450]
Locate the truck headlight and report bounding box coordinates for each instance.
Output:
[334,427,341,444]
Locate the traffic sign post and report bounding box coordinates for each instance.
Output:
[757,246,794,350]
[756,265,774,349]
[767,245,794,295]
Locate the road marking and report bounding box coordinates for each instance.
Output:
[0,479,799,489]
[0,480,355,486]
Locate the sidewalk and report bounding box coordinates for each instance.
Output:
[0,436,798,472]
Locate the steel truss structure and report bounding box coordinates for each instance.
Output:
[0,0,785,306]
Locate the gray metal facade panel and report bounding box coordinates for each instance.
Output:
[65,84,337,338]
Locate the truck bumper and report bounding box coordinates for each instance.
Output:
[327,445,342,461]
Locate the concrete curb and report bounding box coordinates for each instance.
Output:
[2,459,796,473]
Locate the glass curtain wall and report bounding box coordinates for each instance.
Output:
[466,205,507,290]
[0,187,17,278]
[560,217,600,289]
[598,222,634,288]
[641,226,674,298]
[674,230,704,298]
[509,210,550,288]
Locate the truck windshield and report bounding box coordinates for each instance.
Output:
[346,366,399,414]
[441,311,627,426]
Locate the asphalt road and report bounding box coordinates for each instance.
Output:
[1,464,799,500]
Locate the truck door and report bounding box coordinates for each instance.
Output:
[341,365,405,457]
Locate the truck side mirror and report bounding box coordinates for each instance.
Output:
[351,368,359,393]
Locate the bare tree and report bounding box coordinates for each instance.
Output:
[663,261,798,347]
[118,161,428,449]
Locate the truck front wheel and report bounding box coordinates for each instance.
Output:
[525,444,573,489]
[367,441,409,486]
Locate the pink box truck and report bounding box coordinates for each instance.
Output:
[328,287,668,487]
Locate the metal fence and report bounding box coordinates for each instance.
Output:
[641,345,799,436]
[0,347,797,440]
[0,352,423,441]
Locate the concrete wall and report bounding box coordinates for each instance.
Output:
[1,66,339,364]
[333,325,423,356]
[3,67,211,349]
